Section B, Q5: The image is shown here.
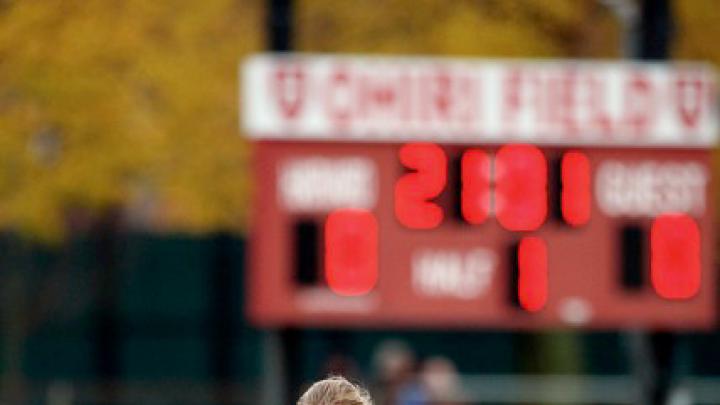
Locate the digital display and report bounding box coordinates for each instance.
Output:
[248,141,713,328]
[243,54,717,329]
[312,143,705,308]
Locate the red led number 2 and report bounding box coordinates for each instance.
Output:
[394,143,447,229]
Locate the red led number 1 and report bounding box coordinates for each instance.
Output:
[461,150,491,224]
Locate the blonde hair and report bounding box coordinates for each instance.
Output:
[297,376,373,405]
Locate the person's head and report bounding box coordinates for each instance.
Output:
[297,376,373,405]
[372,340,415,383]
[420,356,462,401]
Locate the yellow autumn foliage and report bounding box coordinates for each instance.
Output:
[0,0,262,239]
[296,0,620,57]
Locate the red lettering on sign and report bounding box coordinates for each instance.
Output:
[434,71,452,121]
[676,72,705,130]
[547,70,578,136]
[325,68,353,128]
[503,69,524,131]
[272,64,305,119]
[457,75,479,126]
[358,73,400,120]
[623,73,654,135]
[584,74,613,134]
[398,73,413,122]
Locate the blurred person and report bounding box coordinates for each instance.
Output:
[297,376,373,405]
[373,340,416,385]
[394,375,429,405]
[371,340,427,405]
[420,356,464,405]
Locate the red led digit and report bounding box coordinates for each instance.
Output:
[395,143,447,229]
[461,150,491,224]
[518,236,548,312]
[561,151,591,226]
[495,144,547,231]
[651,213,701,300]
[325,209,378,296]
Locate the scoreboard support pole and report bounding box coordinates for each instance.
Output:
[628,2,678,405]
[260,330,287,405]
[264,1,300,404]
[631,331,693,405]
[648,332,677,405]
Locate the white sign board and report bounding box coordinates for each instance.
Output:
[241,54,718,147]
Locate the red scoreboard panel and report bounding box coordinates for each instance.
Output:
[242,54,718,329]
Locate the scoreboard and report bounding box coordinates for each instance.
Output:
[242,54,718,329]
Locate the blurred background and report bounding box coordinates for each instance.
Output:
[1,0,720,404]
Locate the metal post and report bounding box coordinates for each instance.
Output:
[610,1,676,405]
[599,0,639,57]
[261,331,286,405]
[263,1,295,404]
[268,0,293,52]
[93,208,122,403]
[637,1,677,403]
[636,0,674,60]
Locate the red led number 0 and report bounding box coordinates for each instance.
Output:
[495,144,548,231]
[325,209,379,296]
